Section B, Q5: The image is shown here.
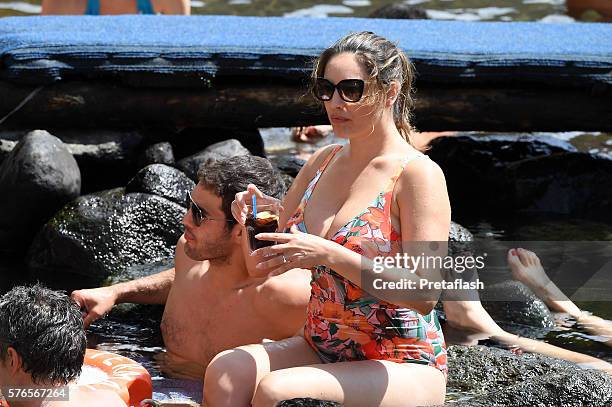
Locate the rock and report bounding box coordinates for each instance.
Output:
[280,173,295,193]
[368,3,428,19]
[507,152,612,219]
[0,130,80,259]
[173,127,265,159]
[480,281,555,334]
[177,139,251,181]
[137,142,175,168]
[126,164,194,206]
[446,345,612,407]
[49,129,145,193]
[426,134,591,216]
[27,188,185,290]
[1,129,146,193]
[271,155,307,178]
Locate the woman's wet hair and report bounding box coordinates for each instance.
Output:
[0,284,86,385]
[312,31,417,145]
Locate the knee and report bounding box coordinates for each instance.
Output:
[252,373,292,407]
[204,348,258,407]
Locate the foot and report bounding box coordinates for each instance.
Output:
[507,248,552,295]
[291,125,332,143]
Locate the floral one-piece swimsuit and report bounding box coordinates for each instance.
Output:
[285,145,448,377]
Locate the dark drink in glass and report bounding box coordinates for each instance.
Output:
[246,210,279,251]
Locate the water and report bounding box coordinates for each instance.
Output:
[1,0,609,403]
[0,0,571,21]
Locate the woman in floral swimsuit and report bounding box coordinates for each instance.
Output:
[205,31,451,407]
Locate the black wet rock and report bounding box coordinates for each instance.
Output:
[507,152,612,219]
[27,188,185,290]
[427,134,580,216]
[480,280,555,334]
[0,130,80,259]
[177,139,251,181]
[271,155,307,178]
[449,221,473,242]
[446,345,612,407]
[173,127,265,159]
[137,141,175,168]
[126,164,194,206]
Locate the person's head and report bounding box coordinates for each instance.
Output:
[183,155,286,263]
[311,31,416,144]
[0,284,86,387]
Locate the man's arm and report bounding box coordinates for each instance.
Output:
[72,235,187,327]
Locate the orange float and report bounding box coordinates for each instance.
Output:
[78,349,153,406]
[1,349,152,407]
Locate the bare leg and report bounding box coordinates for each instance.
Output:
[203,336,321,407]
[508,248,612,347]
[443,300,612,374]
[204,335,445,407]
[252,360,445,407]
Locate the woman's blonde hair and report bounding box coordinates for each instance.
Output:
[311,31,417,145]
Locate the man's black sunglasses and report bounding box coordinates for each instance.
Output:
[313,78,365,103]
[186,191,236,227]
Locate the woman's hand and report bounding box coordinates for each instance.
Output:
[250,225,336,275]
[231,184,282,225]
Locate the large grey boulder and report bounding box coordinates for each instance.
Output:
[0,129,145,193]
[27,188,184,290]
[0,130,80,258]
[126,164,194,206]
[177,139,251,181]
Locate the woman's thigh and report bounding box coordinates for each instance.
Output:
[204,336,321,407]
[253,360,446,407]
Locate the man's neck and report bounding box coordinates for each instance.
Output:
[206,251,252,289]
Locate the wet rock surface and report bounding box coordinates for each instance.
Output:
[27,188,184,290]
[426,134,612,217]
[137,141,176,168]
[481,280,555,334]
[446,345,612,407]
[126,164,194,206]
[177,139,251,181]
[507,152,612,218]
[271,155,307,178]
[0,130,80,259]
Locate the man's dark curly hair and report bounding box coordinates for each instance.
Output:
[197,155,286,229]
[0,284,86,385]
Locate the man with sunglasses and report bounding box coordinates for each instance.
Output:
[70,156,311,384]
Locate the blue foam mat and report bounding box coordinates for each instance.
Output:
[0,15,610,86]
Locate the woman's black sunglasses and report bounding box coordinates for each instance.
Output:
[186,191,236,227]
[313,78,365,103]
